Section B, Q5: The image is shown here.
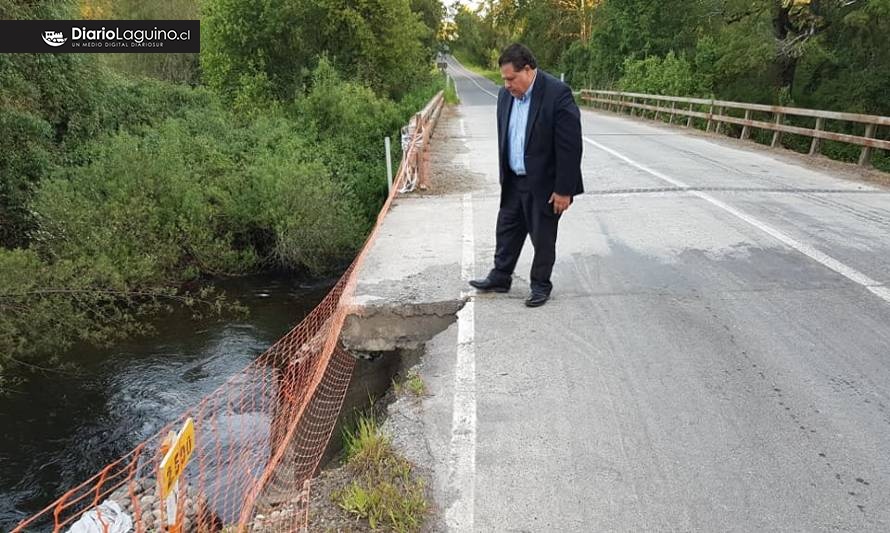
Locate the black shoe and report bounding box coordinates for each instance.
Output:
[524,291,550,307]
[468,277,510,293]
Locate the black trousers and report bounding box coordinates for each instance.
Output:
[489,174,560,294]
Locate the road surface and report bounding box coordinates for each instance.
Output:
[364,57,890,532]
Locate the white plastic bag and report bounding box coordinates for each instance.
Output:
[67,500,133,533]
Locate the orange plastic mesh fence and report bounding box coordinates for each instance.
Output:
[13,90,445,533]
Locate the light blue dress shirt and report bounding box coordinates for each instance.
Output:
[507,72,536,176]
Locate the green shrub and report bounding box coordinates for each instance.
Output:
[293,59,406,221]
[0,248,171,388]
[32,104,363,283]
[0,109,54,247]
[0,52,212,248]
[619,52,709,97]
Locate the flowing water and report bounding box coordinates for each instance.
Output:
[0,273,335,530]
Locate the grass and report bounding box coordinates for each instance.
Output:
[444,75,460,105]
[342,415,391,467]
[453,50,502,86]
[393,369,426,397]
[334,413,428,532]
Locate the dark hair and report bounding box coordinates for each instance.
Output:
[498,43,537,71]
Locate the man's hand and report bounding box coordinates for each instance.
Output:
[548,193,571,215]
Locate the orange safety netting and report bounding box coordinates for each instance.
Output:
[13,91,444,533]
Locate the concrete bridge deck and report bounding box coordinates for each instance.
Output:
[345,57,890,532]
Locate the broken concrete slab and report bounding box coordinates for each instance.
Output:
[341,196,469,353]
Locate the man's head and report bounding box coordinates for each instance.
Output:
[498,43,538,98]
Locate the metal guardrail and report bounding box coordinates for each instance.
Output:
[579,90,889,166]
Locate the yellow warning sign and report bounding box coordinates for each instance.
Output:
[158,418,195,498]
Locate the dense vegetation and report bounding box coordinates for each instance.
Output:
[0,0,444,388]
[450,0,890,168]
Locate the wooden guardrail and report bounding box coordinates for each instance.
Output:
[397,90,444,192]
[579,90,889,167]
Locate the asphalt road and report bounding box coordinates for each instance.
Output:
[390,57,890,532]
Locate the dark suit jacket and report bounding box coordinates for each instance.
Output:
[497,70,584,213]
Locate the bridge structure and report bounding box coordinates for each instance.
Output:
[15,56,890,532]
[351,56,890,532]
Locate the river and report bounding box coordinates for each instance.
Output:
[0,273,335,530]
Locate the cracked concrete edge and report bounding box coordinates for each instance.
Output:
[339,297,468,353]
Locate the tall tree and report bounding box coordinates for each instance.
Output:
[519,1,602,68]
[411,0,447,57]
[202,0,432,100]
[705,0,869,98]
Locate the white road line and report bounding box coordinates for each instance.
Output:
[583,136,890,304]
[446,193,477,532]
[449,59,499,99]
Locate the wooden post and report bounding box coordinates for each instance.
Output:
[706,101,715,132]
[740,109,752,140]
[630,97,637,116]
[714,106,724,134]
[654,101,661,121]
[859,123,876,166]
[668,102,676,124]
[771,113,783,148]
[809,117,825,156]
[418,113,430,190]
[409,112,423,190]
[686,103,694,128]
[384,136,393,192]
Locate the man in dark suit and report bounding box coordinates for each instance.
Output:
[469,43,584,307]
